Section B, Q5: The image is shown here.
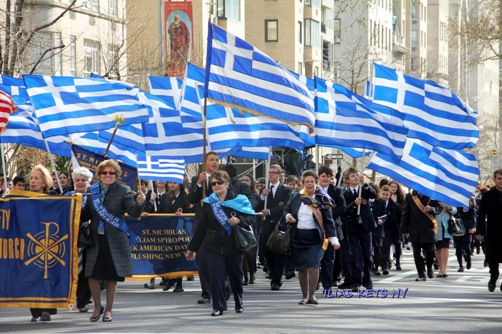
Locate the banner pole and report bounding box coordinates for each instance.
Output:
[0,143,8,196]
[104,114,125,158]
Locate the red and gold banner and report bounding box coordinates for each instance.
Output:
[164,1,193,78]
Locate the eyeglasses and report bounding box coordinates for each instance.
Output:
[269,171,280,174]
[100,171,116,176]
[211,180,225,186]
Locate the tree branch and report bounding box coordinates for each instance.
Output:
[29,44,65,74]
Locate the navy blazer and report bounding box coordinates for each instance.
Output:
[343,183,377,233]
[325,184,347,240]
[283,192,337,241]
[257,183,292,235]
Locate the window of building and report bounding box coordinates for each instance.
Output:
[297,62,302,75]
[304,19,320,47]
[333,19,341,44]
[217,0,240,21]
[333,61,341,82]
[109,0,117,16]
[70,35,76,76]
[298,21,302,44]
[305,0,320,6]
[322,40,332,71]
[30,32,62,75]
[321,6,332,33]
[86,0,99,12]
[265,20,278,42]
[84,39,101,77]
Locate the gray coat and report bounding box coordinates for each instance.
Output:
[82,182,143,278]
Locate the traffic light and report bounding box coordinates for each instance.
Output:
[492,148,497,158]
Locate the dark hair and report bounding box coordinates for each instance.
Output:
[240,174,257,193]
[204,151,219,163]
[211,170,231,184]
[220,164,237,179]
[301,170,318,183]
[140,179,148,186]
[388,180,405,205]
[378,178,390,188]
[13,176,25,185]
[494,169,502,178]
[285,175,299,184]
[318,165,333,177]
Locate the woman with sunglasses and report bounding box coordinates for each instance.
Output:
[185,170,255,317]
[81,159,145,323]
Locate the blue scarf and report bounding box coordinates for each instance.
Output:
[204,193,255,235]
[90,182,138,245]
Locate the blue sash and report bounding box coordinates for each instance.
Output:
[90,182,138,245]
[208,195,232,236]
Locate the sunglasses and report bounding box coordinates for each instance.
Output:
[100,171,116,176]
[211,180,225,186]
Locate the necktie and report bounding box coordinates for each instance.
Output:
[353,188,357,197]
[270,185,275,199]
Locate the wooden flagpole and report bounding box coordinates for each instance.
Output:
[104,114,125,157]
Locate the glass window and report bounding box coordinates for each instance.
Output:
[217,0,240,21]
[298,21,302,43]
[265,20,278,42]
[84,39,101,77]
[305,19,320,47]
[70,35,76,76]
[30,32,62,75]
[85,0,99,12]
[109,0,117,16]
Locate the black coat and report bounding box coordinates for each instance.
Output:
[257,183,292,236]
[325,184,347,240]
[343,183,377,233]
[476,188,502,262]
[187,190,254,255]
[453,205,475,241]
[229,176,258,210]
[401,192,442,244]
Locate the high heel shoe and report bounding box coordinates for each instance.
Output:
[90,306,104,322]
[211,310,224,316]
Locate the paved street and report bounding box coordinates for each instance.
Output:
[0,249,501,333]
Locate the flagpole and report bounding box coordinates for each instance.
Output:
[104,114,125,157]
[356,148,366,216]
[202,95,208,199]
[0,143,8,196]
[43,138,63,194]
[263,146,272,211]
[148,180,157,212]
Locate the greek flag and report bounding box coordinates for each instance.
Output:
[23,75,149,137]
[368,139,479,208]
[205,22,316,133]
[136,155,185,184]
[148,76,183,109]
[371,64,478,149]
[316,78,408,161]
[0,75,30,104]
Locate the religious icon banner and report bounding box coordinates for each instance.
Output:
[164,0,193,77]
[0,193,81,309]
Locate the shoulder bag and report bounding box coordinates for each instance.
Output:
[77,220,94,248]
[448,215,466,237]
[233,224,257,252]
[267,219,291,254]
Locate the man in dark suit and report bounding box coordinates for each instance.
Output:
[188,151,220,304]
[401,190,442,281]
[318,166,346,291]
[342,167,377,290]
[476,169,502,292]
[257,164,291,290]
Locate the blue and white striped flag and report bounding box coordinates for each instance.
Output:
[371,64,478,149]
[205,22,316,133]
[136,155,185,184]
[23,75,149,137]
[315,78,408,161]
[0,75,30,104]
[148,76,183,109]
[367,139,479,208]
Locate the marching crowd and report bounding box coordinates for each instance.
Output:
[4,152,502,322]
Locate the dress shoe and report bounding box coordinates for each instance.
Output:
[488,280,496,292]
[374,270,381,276]
[427,269,434,279]
[350,284,361,292]
[298,299,307,305]
[186,276,194,281]
[163,281,175,291]
[197,298,211,304]
[395,264,402,271]
[173,286,184,292]
[249,272,256,284]
[30,317,39,322]
[363,281,373,289]
[144,283,155,289]
[235,305,244,313]
[285,271,296,279]
[159,278,167,286]
[243,278,249,286]
[40,312,51,322]
[458,267,464,272]
[306,298,318,305]
[211,310,224,316]
[466,260,471,270]
[382,269,389,275]
[415,276,426,282]
[338,281,352,289]
[271,284,281,291]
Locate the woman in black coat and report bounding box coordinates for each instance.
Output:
[185,170,255,317]
[284,170,339,305]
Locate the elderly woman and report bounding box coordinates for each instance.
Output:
[284,170,339,305]
[29,164,57,322]
[81,160,145,323]
[72,167,94,313]
[185,170,255,317]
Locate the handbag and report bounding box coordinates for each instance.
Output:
[266,220,291,254]
[448,217,466,237]
[78,220,95,248]
[233,224,257,252]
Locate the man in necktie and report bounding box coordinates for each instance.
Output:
[342,167,377,291]
[258,164,291,290]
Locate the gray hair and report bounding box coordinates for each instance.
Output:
[72,167,93,182]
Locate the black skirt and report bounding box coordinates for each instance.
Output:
[435,238,450,250]
[90,235,124,281]
[291,229,324,269]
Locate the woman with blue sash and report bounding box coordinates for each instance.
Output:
[81,160,145,323]
[185,170,255,317]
